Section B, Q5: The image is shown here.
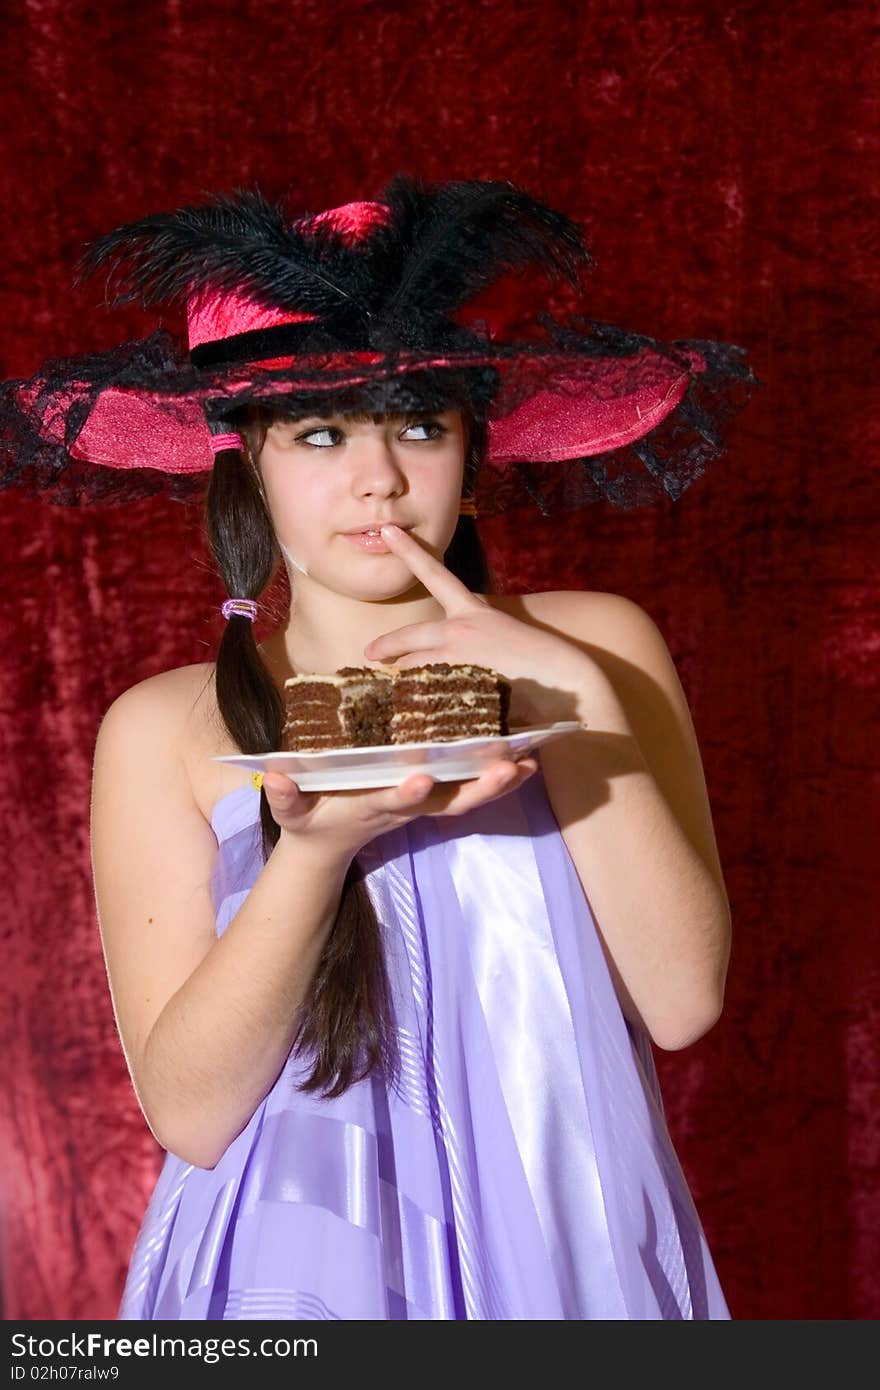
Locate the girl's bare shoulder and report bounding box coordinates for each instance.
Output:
[100,662,217,736]
[102,662,227,822]
[490,588,654,693]
[487,588,615,633]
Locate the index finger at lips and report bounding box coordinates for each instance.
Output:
[378,524,476,614]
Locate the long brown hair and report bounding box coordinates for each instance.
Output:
[204,401,496,1098]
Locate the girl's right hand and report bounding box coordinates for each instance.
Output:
[261,756,540,860]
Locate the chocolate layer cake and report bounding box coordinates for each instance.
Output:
[281,662,511,751]
[281,667,394,752]
[390,662,511,744]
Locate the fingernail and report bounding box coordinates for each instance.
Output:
[380,524,399,536]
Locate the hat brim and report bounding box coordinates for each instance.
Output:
[4,324,759,511]
[22,343,701,473]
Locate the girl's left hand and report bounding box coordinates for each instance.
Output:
[362,524,593,727]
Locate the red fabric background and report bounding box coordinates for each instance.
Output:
[1,1,876,1320]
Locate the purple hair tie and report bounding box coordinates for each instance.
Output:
[221,597,258,622]
[210,433,244,454]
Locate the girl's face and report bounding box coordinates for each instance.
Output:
[255,408,468,594]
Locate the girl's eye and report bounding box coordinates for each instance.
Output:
[298,428,339,448]
[296,420,446,448]
[403,420,446,441]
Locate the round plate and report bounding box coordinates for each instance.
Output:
[211,720,585,791]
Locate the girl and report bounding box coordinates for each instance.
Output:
[2,174,758,1319]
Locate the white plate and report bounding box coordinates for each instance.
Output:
[211,720,585,791]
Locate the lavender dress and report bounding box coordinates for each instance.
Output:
[117,763,730,1320]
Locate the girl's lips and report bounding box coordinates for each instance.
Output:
[342,530,397,552]
[342,526,412,552]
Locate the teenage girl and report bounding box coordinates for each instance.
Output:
[91,398,734,1319]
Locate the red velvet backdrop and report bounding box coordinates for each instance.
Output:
[0,1,876,1321]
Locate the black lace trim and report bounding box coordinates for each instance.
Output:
[0,316,760,510]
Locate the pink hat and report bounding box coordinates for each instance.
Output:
[0,174,759,514]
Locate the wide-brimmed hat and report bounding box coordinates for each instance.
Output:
[0,173,759,514]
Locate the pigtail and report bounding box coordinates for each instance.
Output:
[205,438,284,781]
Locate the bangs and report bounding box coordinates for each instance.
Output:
[248,407,461,433]
[328,408,459,424]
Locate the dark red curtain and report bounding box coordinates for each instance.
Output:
[1,1,875,1320]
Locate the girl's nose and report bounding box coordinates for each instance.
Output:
[349,440,407,490]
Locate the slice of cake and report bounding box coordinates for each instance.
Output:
[281,667,394,752]
[390,662,511,744]
[281,661,511,751]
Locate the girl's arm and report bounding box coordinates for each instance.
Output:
[91,672,351,1170]
[537,592,733,1051]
